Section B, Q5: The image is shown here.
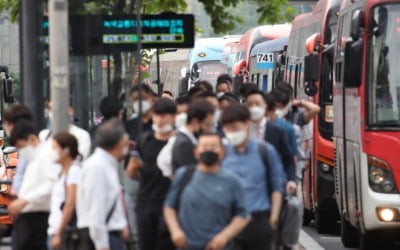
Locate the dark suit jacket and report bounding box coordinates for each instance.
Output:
[265,122,296,182]
[171,131,197,173]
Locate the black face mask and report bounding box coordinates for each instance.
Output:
[199,151,219,166]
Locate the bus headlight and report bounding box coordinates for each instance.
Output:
[368,156,398,193]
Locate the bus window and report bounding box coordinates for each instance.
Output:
[368,5,400,126]
[319,52,334,140]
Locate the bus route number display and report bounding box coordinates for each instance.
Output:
[256,53,274,69]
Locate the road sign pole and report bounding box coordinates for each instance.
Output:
[156,48,162,96]
[20,0,44,129]
[49,0,70,132]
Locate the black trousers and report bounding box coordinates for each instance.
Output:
[136,201,174,250]
[13,212,49,250]
[232,215,273,250]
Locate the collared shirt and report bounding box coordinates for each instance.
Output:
[274,118,298,156]
[39,125,91,159]
[222,140,285,213]
[179,126,197,145]
[12,156,28,194]
[77,148,127,249]
[249,117,267,143]
[18,142,61,213]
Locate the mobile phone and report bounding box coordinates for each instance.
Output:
[129,150,141,160]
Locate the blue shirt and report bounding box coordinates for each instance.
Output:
[222,140,286,213]
[274,118,298,156]
[164,167,249,249]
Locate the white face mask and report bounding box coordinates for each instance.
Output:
[275,105,289,119]
[133,100,151,114]
[152,123,174,134]
[48,148,60,163]
[175,113,188,128]
[216,92,225,98]
[225,129,248,146]
[249,106,265,121]
[19,145,36,162]
[213,110,222,125]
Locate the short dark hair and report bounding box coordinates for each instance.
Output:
[264,93,277,111]
[221,104,250,124]
[95,118,126,150]
[176,96,191,105]
[9,120,37,146]
[130,84,156,96]
[198,132,223,148]
[217,74,232,85]
[187,100,215,124]
[198,91,217,99]
[271,88,290,106]
[219,93,239,103]
[246,89,266,103]
[100,96,122,120]
[188,86,204,97]
[153,98,177,114]
[53,132,79,159]
[197,80,213,92]
[4,105,33,124]
[239,83,258,98]
[162,90,174,98]
[275,81,293,97]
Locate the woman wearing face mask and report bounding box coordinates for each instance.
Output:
[47,132,81,250]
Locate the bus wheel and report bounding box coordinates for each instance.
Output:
[302,209,313,226]
[315,209,337,234]
[340,214,359,247]
[359,231,383,250]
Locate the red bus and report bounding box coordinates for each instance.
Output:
[285,0,342,233]
[332,0,400,248]
[224,24,291,91]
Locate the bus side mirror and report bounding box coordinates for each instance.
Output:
[3,78,14,103]
[351,10,364,41]
[233,75,243,95]
[178,77,189,96]
[304,54,319,83]
[343,40,363,88]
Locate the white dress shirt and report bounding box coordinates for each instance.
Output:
[157,126,197,178]
[39,124,91,159]
[77,148,127,249]
[249,117,267,143]
[19,142,61,213]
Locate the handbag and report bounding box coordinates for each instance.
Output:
[60,196,118,250]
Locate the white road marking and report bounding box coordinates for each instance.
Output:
[299,230,325,250]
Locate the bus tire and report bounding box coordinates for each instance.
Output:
[315,209,337,234]
[340,215,359,247]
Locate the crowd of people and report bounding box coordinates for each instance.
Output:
[3,73,320,250]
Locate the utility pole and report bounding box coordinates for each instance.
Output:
[49,0,70,132]
[20,0,44,129]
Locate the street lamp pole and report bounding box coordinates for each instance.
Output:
[49,0,70,132]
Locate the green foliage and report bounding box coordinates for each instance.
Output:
[0,0,19,22]
[0,0,295,34]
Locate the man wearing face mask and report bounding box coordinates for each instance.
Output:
[126,85,157,142]
[164,132,250,250]
[77,119,129,250]
[245,90,297,192]
[171,100,215,174]
[125,98,177,250]
[221,104,285,250]
[8,120,61,250]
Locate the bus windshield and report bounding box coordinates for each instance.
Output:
[192,61,226,84]
[368,4,400,127]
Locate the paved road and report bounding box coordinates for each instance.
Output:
[300,226,358,250]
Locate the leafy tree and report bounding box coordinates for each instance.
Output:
[0,0,295,34]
